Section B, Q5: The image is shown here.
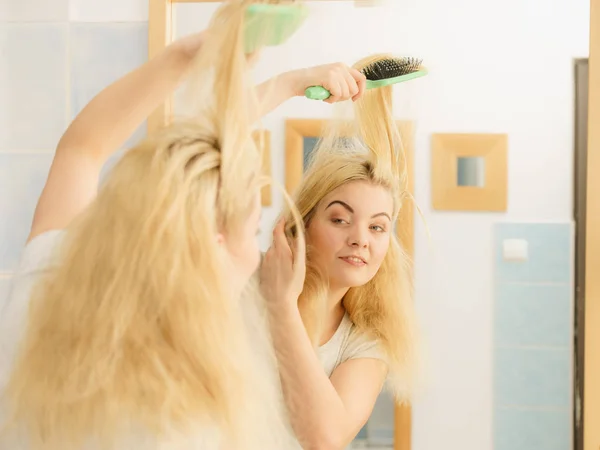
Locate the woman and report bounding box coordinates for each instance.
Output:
[0,2,367,448]
[261,55,418,450]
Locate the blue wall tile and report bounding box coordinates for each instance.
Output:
[364,390,395,446]
[494,348,570,408]
[0,153,53,271]
[367,428,394,445]
[70,22,148,175]
[354,424,368,440]
[494,283,571,347]
[494,223,572,283]
[494,408,570,450]
[492,222,573,450]
[0,24,68,150]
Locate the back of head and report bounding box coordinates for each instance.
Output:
[2,1,297,449]
[284,54,418,403]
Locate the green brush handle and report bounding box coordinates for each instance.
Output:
[304,69,429,101]
[304,86,331,101]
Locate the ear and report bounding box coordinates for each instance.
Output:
[216,232,225,245]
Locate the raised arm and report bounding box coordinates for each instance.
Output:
[29,49,365,243]
[255,62,366,118]
[28,32,207,241]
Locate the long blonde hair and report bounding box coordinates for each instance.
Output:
[284,54,417,402]
[2,1,298,449]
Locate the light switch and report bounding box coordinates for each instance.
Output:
[502,238,528,261]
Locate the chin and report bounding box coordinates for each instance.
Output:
[332,273,373,289]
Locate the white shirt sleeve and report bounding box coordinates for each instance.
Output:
[0,230,65,387]
[341,326,387,365]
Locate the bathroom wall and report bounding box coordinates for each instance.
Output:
[0,1,589,450]
[0,0,148,275]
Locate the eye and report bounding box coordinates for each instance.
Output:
[371,224,386,233]
[331,218,348,225]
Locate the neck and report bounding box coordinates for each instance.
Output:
[317,285,349,346]
[327,285,349,315]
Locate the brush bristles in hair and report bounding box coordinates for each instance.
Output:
[362,56,423,81]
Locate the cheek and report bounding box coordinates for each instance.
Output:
[370,237,391,267]
[307,223,344,257]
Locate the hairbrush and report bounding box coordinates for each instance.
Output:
[244,3,309,54]
[304,56,428,101]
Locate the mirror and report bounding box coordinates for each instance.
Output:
[158,2,591,450]
[0,0,596,449]
[303,137,320,169]
[456,156,485,187]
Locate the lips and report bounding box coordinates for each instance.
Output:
[339,255,367,267]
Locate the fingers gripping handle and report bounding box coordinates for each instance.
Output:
[304,86,331,101]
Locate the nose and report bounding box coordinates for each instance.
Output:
[347,227,369,248]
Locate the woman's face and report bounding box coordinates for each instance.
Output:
[223,193,262,293]
[306,180,393,291]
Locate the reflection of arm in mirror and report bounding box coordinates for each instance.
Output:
[268,305,388,450]
[255,62,367,118]
[261,220,388,450]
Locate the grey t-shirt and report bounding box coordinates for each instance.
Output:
[316,312,386,377]
[0,230,64,389]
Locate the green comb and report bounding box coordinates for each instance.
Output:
[244,3,309,54]
[304,57,428,101]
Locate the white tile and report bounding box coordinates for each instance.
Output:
[70,23,148,115]
[70,23,148,154]
[0,153,53,271]
[0,24,68,150]
[173,3,221,37]
[69,0,148,22]
[0,0,68,22]
[0,276,13,312]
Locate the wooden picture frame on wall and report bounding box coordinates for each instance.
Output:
[285,118,414,450]
[431,133,508,212]
[284,119,325,194]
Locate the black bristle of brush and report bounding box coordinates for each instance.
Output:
[361,57,423,81]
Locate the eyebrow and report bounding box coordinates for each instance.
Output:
[325,200,392,221]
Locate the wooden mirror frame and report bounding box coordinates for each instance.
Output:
[584,2,600,449]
